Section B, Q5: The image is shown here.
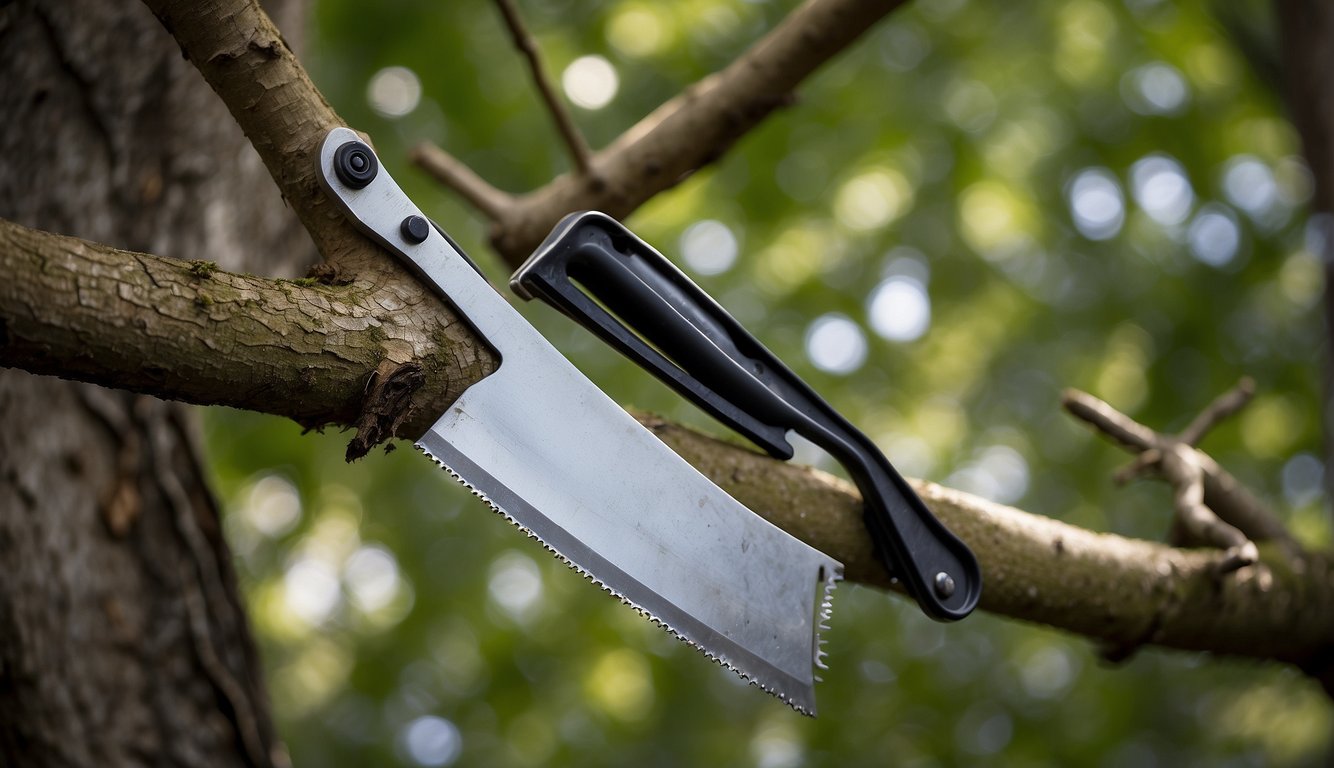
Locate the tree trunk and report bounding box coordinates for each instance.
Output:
[1276,0,1334,508]
[0,0,308,764]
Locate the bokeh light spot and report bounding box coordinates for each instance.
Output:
[805,314,867,375]
[833,168,913,231]
[1279,249,1322,308]
[1019,645,1077,699]
[947,445,1030,504]
[562,55,619,110]
[750,716,805,768]
[1187,204,1241,267]
[1283,453,1324,508]
[867,276,931,342]
[959,180,1032,255]
[1067,167,1125,240]
[1122,62,1190,116]
[242,473,302,537]
[367,66,422,118]
[343,544,401,613]
[284,556,341,626]
[606,5,671,57]
[944,78,998,134]
[400,716,462,767]
[679,220,738,276]
[1223,155,1278,219]
[586,649,654,721]
[487,551,543,622]
[1130,154,1194,227]
[879,21,931,72]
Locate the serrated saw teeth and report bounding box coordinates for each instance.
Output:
[415,440,838,716]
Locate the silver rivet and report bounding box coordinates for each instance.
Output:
[934,572,955,599]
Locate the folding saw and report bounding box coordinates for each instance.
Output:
[315,128,980,715]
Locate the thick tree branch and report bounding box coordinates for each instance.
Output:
[0,218,490,437]
[4,218,1334,678]
[649,418,1334,671]
[140,0,407,279]
[415,0,908,266]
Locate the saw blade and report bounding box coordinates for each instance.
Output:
[316,127,844,714]
[416,439,842,714]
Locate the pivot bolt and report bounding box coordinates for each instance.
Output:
[333,141,378,189]
[400,215,430,244]
[933,571,955,599]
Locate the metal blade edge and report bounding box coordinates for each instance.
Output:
[416,431,841,716]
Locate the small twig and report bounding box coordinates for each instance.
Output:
[492,0,593,174]
[1179,376,1255,446]
[409,143,514,220]
[1061,389,1158,451]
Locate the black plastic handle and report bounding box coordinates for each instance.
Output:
[511,212,981,621]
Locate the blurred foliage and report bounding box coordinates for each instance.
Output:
[204,0,1332,764]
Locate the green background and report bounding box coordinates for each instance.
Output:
[204,0,1331,764]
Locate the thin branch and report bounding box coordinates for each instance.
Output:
[1179,376,1256,446]
[409,142,514,220]
[415,0,909,266]
[1114,448,1161,485]
[492,0,592,173]
[1062,389,1159,451]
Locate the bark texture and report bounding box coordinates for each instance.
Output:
[0,220,488,437]
[0,0,305,763]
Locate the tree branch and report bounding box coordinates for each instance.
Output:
[409,142,514,221]
[1179,376,1256,446]
[140,0,402,279]
[492,0,592,174]
[1063,388,1297,550]
[414,0,908,266]
[0,218,491,438]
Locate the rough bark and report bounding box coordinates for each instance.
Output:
[0,219,488,437]
[0,0,306,764]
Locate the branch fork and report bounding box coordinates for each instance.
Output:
[1063,377,1292,575]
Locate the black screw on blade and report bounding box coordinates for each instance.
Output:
[401,215,430,244]
[333,141,378,189]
